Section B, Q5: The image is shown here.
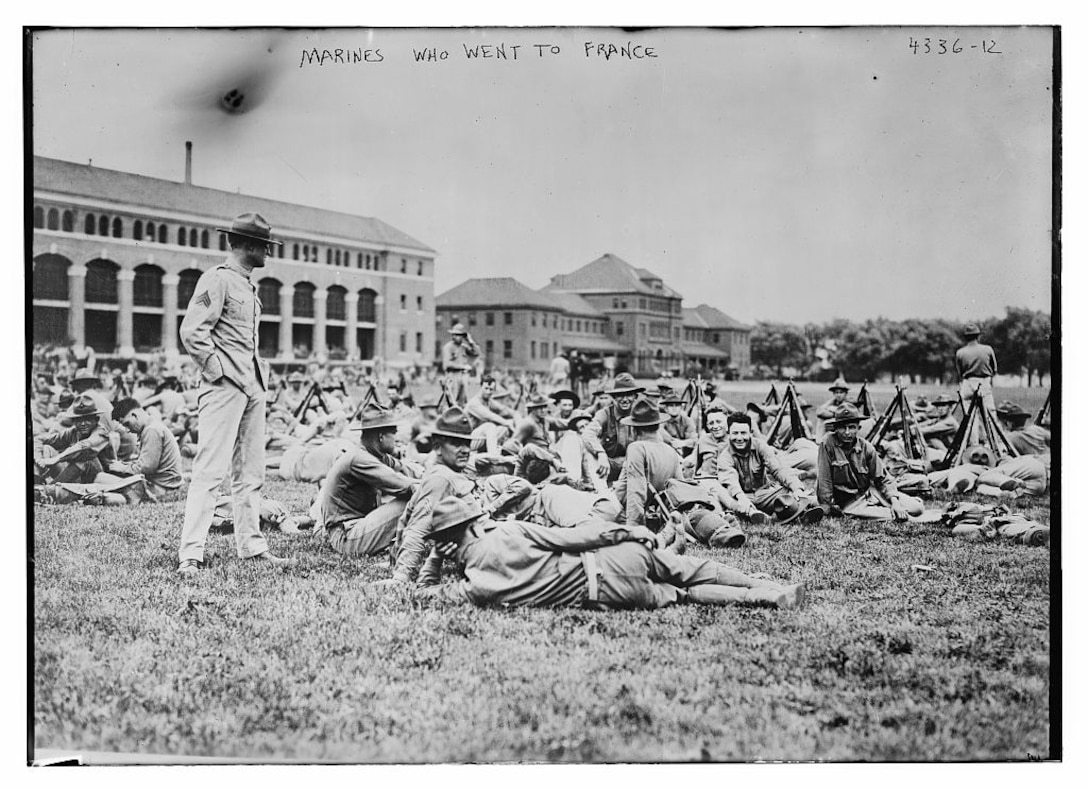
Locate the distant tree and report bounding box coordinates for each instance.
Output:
[885,319,961,383]
[750,322,809,378]
[832,319,894,381]
[985,307,1052,386]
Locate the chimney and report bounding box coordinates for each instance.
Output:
[184,141,192,185]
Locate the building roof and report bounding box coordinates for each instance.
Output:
[541,290,604,317]
[437,277,563,310]
[690,303,750,331]
[34,156,435,254]
[546,253,682,299]
[561,335,629,354]
[682,308,711,329]
[681,340,731,359]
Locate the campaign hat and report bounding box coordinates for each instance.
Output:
[607,373,644,396]
[60,392,107,420]
[430,406,474,440]
[963,323,982,337]
[549,389,581,408]
[448,323,469,335]
[216,212,282,246]
[427,496,486,541]
[525,393,551,411]
[930,394,958,406]
[996,401,1031,420]
[745,402,769,419]
[661,391,686,405]
[825,403,864,427]
[828,377,849,392]
[620,396,669,427]
[287,371,305,384]
[963,444,996,467]
[354,403,400,432]
[564,409,593,431]
[71,368,100,387]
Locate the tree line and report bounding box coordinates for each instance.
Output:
[750,307,1052,386]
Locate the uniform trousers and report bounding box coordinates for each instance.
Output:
[839,489,924,520]
[960,378,996,444]
[325,500,408,557]
[179,379,269,563]
[585,542,767,610]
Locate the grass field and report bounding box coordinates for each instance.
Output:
[33,468,1055,762]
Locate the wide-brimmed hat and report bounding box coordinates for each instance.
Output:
[61,393,107,420]
[525,393,551,411]
[430,406,474,440]
[825,403,863,427]
[662,392,686,405]
[996,402,1031,420]
[549,389,581,408]
[963,444,996,467]
[287,371,305,384]
[620,396,669,427]
[931,394,958,406]
[418,399,441,411]
[564,409,593,430]
[71,368,100,387]
[215,212,282,246]
[353,403,400,432]
[448,323,468,335]
[427,496,485,541]
[607,373,644,396]
[745,402,769,419]
[828,377,849,392]
[963,323,981,336]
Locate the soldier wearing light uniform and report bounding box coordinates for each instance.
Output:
[176,212,292,574]
[814,378,850,439]
[441,323,481,374]
[956,323,998,443]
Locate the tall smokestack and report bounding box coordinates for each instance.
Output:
[184,141,193,185]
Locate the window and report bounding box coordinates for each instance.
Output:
[415,332,423,353]
[62,211,74,232]
[502,312,512,326]
[219,234,227,251]
[327,287,346,321]
[357,252,364,268]
[133,265,164,307]
[188,228,197,246]
[616,322,624,336]
[576,320,582,333]
[621,300,627,309]
[713,333,721,344]
[98,216,109,236]
[358,289,377,322]
[146,221,155,241]
[399,294,407,312]
[293,244,300,260]
[468,313,477,327]
[327,249,333,265]
[486,312,494,327]
[530,341,536,359]
[417,261,424,276]
[258,279,282,314]
[416,295,423,313]
[178,227,187,246]
[364,254,371,269]
[485,339,494,357]
[401,258,407,274]
[84,214,95,234]
[613,297,619,308]
[553,315,559,329]
[640,323,647,338]
[399,332,407,352]
[531,313,537,327]
[293,283,315,318]
[33,206,44,228]
[277,243,284,258]
[639,298,646,310]
[133,220,143,240]
[503,340,512,359]
[201,229,210,248]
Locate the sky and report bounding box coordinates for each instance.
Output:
[29,25,1054,325]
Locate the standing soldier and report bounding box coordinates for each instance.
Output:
[176,212,293,575]
[814,377,850,439]
[955,323,998,443]
[441,323,481,375]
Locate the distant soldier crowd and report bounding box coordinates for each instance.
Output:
[31,213,1053,613]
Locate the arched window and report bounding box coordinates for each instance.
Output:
[133,264,164,307]
[357,252,363,268]
[33,206,44,228]
[293,282,315,318]
[44,208,58,230]
[189,228,198,247]
[85,259,119,304]
[293,243,300,260]
[133,220,143,241]
[358,289,377,323]
[365,254,371,269]
[326,249,332,265]
[302,246,309,263]
[146,221,155,241]
[178,269,202,308]
[32,254,70,300]
[201,229,209,248]
[334,249,341,266]
[158,225,167,243]
[418,260,424,276]
[62,211,74,232]
[98,215,109,236]
[178,227,187,246]
[219,234,227,251]
[84,214,96,234]
[327,286,346,321]
[112,217,123,237]
[258,278,281,314]
[277,243,283,258]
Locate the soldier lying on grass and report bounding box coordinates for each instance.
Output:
[371,496,805,610]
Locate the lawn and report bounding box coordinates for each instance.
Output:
[32,473,1055,763]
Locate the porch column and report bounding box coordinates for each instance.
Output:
[279,285,295,360]
[344,291,359,359]
[67,264,86,348]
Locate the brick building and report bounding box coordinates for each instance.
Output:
[682,305,752,376]
[31,151,436,368]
